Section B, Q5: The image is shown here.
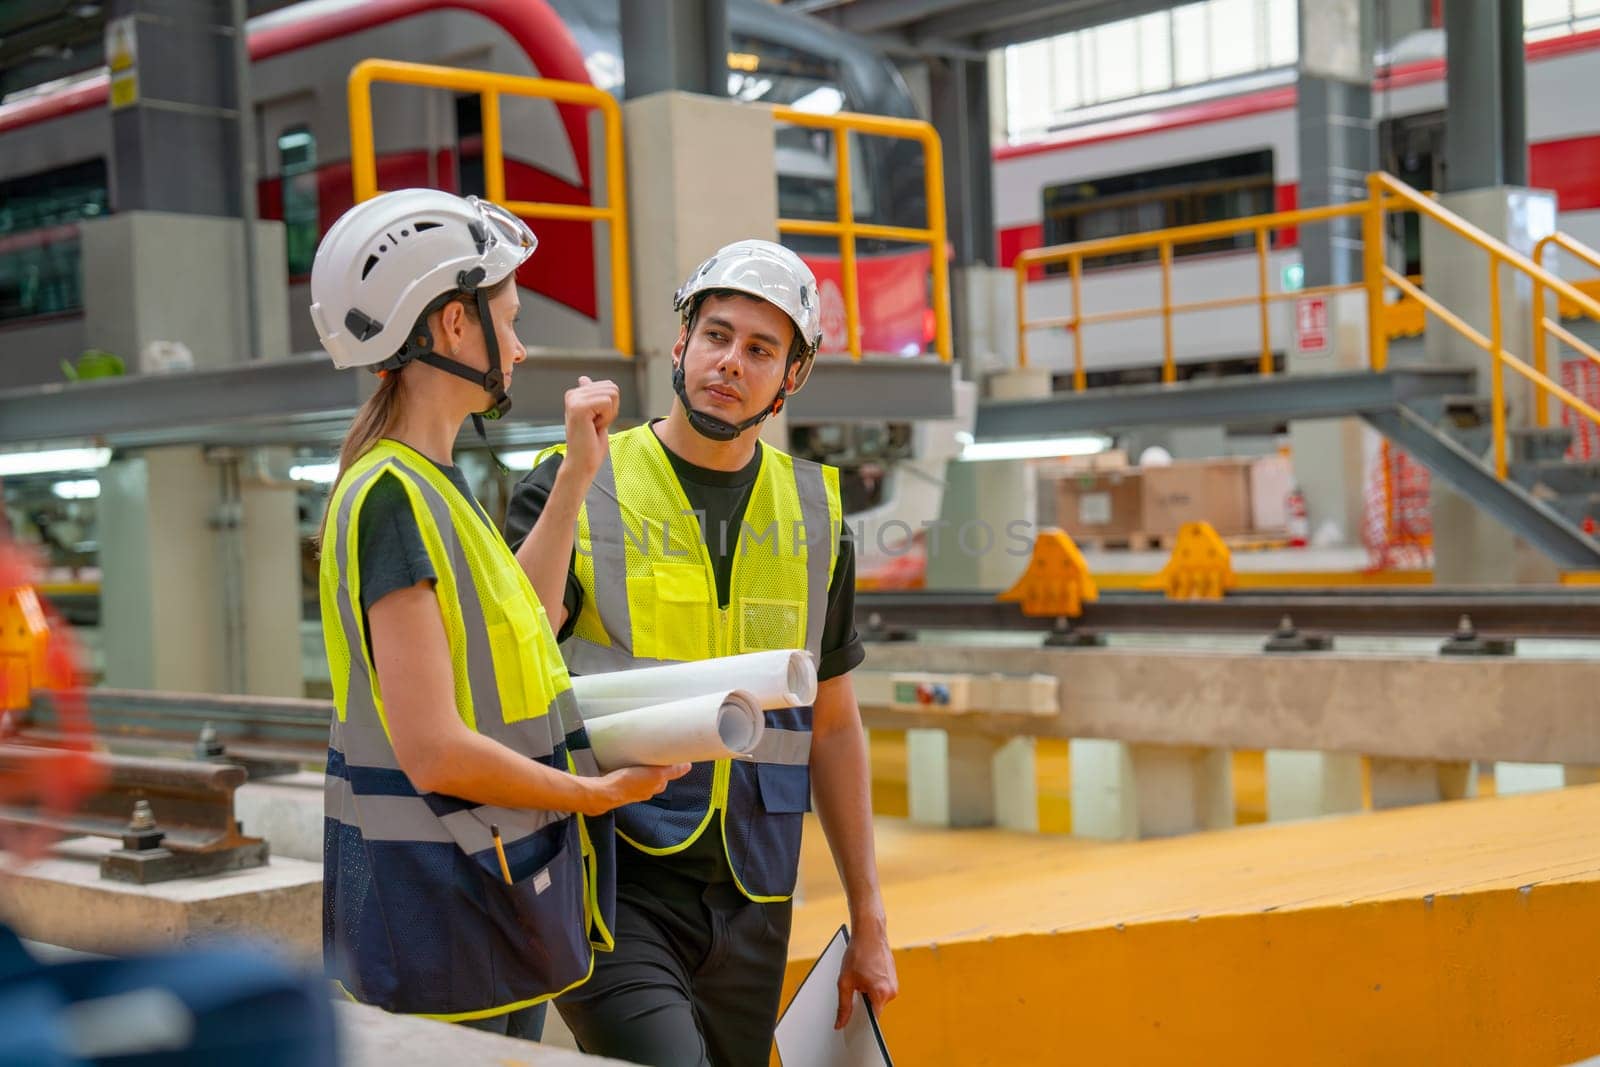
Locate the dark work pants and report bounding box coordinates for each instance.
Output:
[459,1001,547,1040]
[556,877,793,1067]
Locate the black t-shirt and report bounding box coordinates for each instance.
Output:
[502,424,863,887]
[355,456,491,623]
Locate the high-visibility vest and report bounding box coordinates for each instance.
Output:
[541,425,841,902]
[320,440,614,1021]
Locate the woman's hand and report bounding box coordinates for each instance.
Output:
[576,763,692,816]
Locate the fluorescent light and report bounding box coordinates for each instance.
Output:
[289,462,339,484]
[499,450,544,470]
[0,447,112,477]
[960,435,1110,462]
[789,86,844,115]
[52,478,100,500]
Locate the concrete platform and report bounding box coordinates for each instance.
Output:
[785,786,1600,1064]
[0,837,320,958]
[236,770,325,862]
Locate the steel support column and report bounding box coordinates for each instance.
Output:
[620,0,729,99]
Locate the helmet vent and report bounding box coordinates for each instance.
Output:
[360,254,380,280]
[414,221,441,232]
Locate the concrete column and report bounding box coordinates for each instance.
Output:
[1070,739,1234,840]
[1266,750,1364,821]
[906,731,1039,833]
[1421,188,1561,583]
[622,91,777,420]
[952,265,1019,382]
[106,0,246,217]
[1291,1,1376,549]
[98,446,301,696]
[1297,0,1376,287]
[1287,291,1371,545]
[79,213,288,369]
[1368,757,1477,809]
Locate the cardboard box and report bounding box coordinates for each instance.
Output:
[1139,459,1253,537]
[1054,469,1144,539]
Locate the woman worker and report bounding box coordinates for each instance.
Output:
[308,188,686,1038]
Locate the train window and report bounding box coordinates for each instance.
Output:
[1041,149,1275,271]
[278,127,318,277]
[726,36,873,225]
[0,158,107,323]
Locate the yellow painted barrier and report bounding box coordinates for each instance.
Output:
[346,59,633,355]
[771,106,952,364]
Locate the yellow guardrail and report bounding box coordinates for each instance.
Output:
[1015,172,1600,483]
[1014,197,1408,390]
[1367,172,1600,478]
[771,106,951,363]
[1532,231,1600,428]
[347,59,633,356]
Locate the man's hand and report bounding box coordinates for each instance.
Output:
[563,375,620,483]
[836,918,897,1030]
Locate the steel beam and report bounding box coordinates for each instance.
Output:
[973,368,1474,439]
[859,588,1600,638]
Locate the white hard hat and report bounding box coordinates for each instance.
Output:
[308,190,536,370]
[674,239,822,392]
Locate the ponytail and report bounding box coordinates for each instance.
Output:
[316,371,403,546]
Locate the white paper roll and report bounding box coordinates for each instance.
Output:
[584,689,765,771]
[571,649,817,719]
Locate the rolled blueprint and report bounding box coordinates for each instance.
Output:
[584,689,764,771]
[570,649,817,719]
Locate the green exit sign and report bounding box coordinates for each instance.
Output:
[1281,263,1304,292]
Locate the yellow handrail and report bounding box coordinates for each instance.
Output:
[1369,172,1600,477]
[1532,231,1600,427]
[771,106,951,363]
[347,59,634,356]
[1015,196,1407,379]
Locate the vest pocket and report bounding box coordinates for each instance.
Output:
[490,593,552,725]
[754,761,812,814]
[481,818,589,1002]
[649,562,712,662]
[737,597,805,652]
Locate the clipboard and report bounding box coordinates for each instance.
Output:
[773,925,893,1067]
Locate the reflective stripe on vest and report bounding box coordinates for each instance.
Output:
[553,425,842,902]
[319,440,613,1021]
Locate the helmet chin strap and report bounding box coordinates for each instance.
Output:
[671,359,785,443]
[391,282,512,469]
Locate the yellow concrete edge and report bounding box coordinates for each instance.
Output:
[781,878,1600,1065]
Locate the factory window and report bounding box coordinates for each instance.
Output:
[278,127,318,277]
[0,158,108,322]
[1040,149,1276,271]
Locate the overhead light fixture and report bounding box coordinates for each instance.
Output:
[0,447,112,477]
[289,461,339,484]
[52,478,101,500]
[959,435,1111,462]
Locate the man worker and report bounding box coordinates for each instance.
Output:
[505,238,897,1066]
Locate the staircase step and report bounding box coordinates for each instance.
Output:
[1439,394,1493,428]
[1510,426,1576,463]
[1512,459,1600,496]
[1549,492,1600,527]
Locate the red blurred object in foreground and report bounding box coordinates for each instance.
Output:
[0,538,103,862]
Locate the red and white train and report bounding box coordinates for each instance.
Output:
[994,27,1600,379]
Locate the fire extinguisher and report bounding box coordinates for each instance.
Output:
[1286,486,1310,547]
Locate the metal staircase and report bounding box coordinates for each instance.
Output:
[1001,171,1600,571]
